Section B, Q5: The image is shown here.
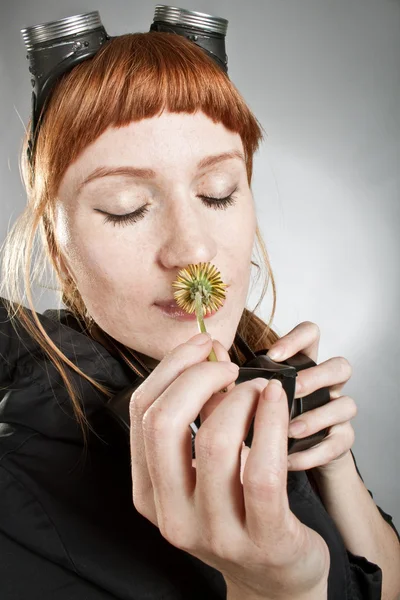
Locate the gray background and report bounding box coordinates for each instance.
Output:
[1,0,399,529]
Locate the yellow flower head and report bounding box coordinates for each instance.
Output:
[172,262,229,316]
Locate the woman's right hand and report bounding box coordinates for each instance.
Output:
[129,332,330,600]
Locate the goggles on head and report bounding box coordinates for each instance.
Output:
[21,5,229,166]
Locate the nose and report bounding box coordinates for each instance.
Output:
[157,197,218,270]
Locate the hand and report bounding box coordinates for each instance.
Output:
[266,321,357,476]
[129,332,330,599]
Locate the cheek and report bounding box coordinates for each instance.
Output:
[227,200,256,266]
[222,203,256,309]
[56,211,146,301]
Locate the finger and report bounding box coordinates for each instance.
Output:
[240,443,251,484]
[193,441,250,481]
[294,357,353,398]
[267,321,320,364]
[142,358,239,543]
[242,379,291,545]
[200,339,237,425]
[287,422,355,471]
[211,338,231,362]
[194,377,268,545]
[129,332,212,518]
[288,395,357,439]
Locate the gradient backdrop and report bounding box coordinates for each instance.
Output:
[1,1,399,529]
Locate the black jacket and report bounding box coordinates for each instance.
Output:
[0,298,398,600]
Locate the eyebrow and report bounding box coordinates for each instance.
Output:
[76,150,245,194]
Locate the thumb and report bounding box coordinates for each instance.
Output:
[211,338,232,362]
[199,338,237,425]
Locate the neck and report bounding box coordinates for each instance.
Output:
[87,324,159,371]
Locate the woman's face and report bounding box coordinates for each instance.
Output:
[55,111,257,362]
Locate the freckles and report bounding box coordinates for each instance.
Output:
[54,204,72,248]
[71,231,146,297]
[55,210,105,285]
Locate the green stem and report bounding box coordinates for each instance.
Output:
[195,291,218,362]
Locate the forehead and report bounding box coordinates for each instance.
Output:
[61,111,243,191]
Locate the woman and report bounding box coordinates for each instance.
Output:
[0,9,399,600]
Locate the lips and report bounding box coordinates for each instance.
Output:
[155,298,181,309]
[154,298,221,313]
[155,298,220,320]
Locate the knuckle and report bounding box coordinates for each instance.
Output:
[159,349,174,369]
[329,436,351,462]
[325,445,338,463]
[162,345,189,369]
[205,530,240,562]
[303,321,320,339]
[196,428,231,459]
[132,496,144,515]
[163,347,176,361]
[132,493,150,519]
[344,396,358,418]
[129,387,145,420]
[142,408,170,441]
[244,468,282,494]
[346,424,356,446]
[160,520,192,551]
[336,356,352,378]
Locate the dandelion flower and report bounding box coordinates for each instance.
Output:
[172,262,229,363]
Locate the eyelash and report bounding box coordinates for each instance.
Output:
[100,190,238,227]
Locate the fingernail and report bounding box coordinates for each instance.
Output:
[189,332,211,345]
[267,346,284,361]
[265,378,282,401]
[289,421,306,436]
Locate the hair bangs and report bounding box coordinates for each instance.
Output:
[32,32,263,196]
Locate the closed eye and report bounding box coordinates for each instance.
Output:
[200,192,237,210]
[96,188,238,227]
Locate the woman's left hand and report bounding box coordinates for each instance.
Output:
[265,321,357,475]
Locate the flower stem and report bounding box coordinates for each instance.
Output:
[194,291,218,362]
